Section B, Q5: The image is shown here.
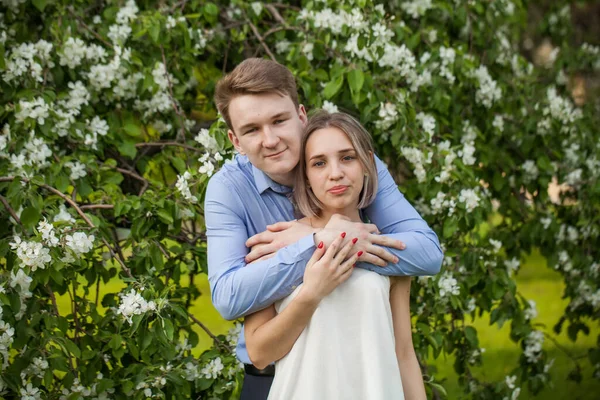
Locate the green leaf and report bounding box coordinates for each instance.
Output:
[163,318,174,341]
[149,23,160,44]
[118,141,137,158]
[20,207,41,228]
[204,2,219,16]
[123,122,142,137]
[32,0,47,12]
[464,326,479,346]
[109,334,122,351]
[443,217,458,238]
[347,69,364,94]
[64,339,81,358]
[323,74,344,99]
[157,209,174,224]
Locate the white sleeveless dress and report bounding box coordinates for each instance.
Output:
[267,268,404,400]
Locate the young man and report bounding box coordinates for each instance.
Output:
[205,58,443,400]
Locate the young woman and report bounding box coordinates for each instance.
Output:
[244,111,426,400]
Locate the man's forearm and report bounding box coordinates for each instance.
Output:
[209,235,314,320]
[357,230,443,276]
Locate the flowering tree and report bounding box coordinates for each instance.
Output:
[0,0,598,399]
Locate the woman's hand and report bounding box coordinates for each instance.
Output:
[300,233,361,303]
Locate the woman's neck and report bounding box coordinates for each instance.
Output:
[307,208,362,228]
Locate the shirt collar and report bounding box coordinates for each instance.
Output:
[252,164,292,195]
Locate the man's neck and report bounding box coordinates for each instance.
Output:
[266,172,295,188]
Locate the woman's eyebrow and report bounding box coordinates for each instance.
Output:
[308,148,355,161]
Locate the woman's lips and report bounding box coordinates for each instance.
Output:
[328,185,348,194]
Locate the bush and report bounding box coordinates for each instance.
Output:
[0,0,598,398]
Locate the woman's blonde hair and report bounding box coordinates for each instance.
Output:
[294,111,378,218]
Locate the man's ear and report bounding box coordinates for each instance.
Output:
[298,104,308,126]
[227,129,245,155]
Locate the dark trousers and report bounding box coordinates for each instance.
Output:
[239,373,274,400]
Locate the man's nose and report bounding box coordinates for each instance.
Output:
[262,126,280,148]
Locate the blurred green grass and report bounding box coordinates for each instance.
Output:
[428,249,600,399]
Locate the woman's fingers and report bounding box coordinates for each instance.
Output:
[332,237,358,265]
[337,250,361,277]
[306,240,326,268]
[321,233,345,264]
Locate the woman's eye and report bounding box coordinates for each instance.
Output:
[313,161,325,167]
[343,155,356,161]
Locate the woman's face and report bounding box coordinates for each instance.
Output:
[304,127,365,215]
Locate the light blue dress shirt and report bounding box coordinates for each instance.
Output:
[205,154,443,364]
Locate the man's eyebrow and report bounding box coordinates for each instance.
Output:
[237,112,291,131]
[308,148,355,161]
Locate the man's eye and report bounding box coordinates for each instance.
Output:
[244,128,257,134]
[274,119,286,124]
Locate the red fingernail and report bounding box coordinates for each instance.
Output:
[318,241,324,249]
[353,263,356,268]
[341,232,346,238]
[352,238,358,244]
[357,251,363,257]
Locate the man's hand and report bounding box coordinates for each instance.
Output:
[314,214,406,267]
[245,220,316,263]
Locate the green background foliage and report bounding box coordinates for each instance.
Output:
[0,0,598,399]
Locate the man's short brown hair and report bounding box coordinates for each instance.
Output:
[214,58,300,131]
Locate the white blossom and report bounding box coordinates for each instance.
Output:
[19,383,41,400]
[65,232,95,256]
[199,160,215,177]
[524,330,544,363]
[194,129,218,153]
[38,219,59,247]
[416,112,436,141]
[493,115,505,132]
[54,204,75,223]
[471,65,502,108]
[505,257,520,276]
[15,97,50,125]
[401,0,433,19]
[438,272,460,298]
[458,188,481,212]
[9,237,51,271]
[521,160,539,182]
[524,300,538,320]
[176,172,198,203]
[201,357,224,379]
[116,289,156,323]
[322,101,339,114]
[65,161,87,180]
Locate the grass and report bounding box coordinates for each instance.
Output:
[428,249,600,399]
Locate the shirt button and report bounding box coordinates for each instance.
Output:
[291,285,297,290]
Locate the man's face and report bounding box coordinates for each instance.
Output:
[227,93,307,183]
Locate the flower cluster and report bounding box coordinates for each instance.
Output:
[116,290,157,323]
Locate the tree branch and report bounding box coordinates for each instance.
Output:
[135,141,203,152]
[0,194,23,227]
[0,176,134,278]
[188,313,232,353]
[67,7,114,49]
[246,18,276,61]
[116,167,149,196]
